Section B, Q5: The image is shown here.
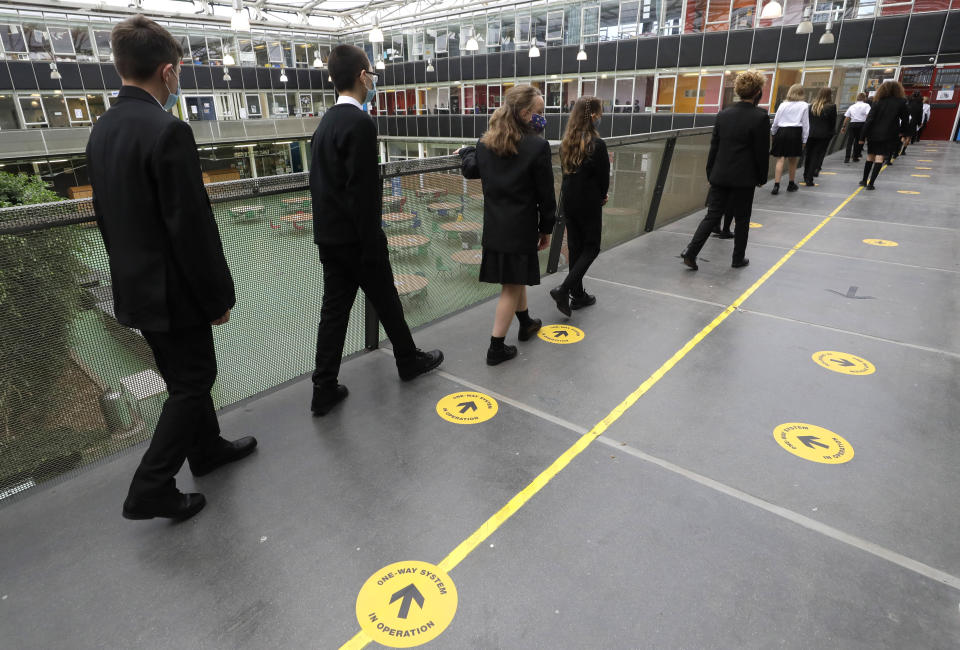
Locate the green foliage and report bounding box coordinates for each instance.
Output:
[0,172,83,440]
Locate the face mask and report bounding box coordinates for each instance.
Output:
[593,117,601,128]
[364,74,377,106]
[162,69,180,111]
[530,113,546,133]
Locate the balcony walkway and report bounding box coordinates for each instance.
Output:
[1,144,958,649]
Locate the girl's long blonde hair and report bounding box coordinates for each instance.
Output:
[480,85,541,157]
[810,87,833,116]
[560,96,602,174]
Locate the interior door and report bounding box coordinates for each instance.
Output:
[928,66,960,141]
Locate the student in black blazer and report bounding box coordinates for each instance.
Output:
[309,45,442,415]
[86,16,256,521]
[549,96,609,316]
[803,88,837,186]
[458,85,556,366]
[682,70,770,270]
[859,80,909,190]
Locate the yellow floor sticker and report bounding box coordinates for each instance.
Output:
[436,392,498,424]
[911,174,931,178]
[356,561,457,648]
[897,190,920,195]
[538,324,585,344]
[819,171,837,175]
[862,238,898,247]
[749,222,763,228]
[915,167,932,170]
[811,350,876,376]
[917,159,932,162]
[774,423,854,464]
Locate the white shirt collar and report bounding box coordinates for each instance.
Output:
[337,95,364,110]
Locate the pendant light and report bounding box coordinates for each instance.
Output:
[223,53,235,66]
[528,44,540,58]
[49,62,61,80]
[223,69,232,82]
[279,69,288,83]
[313,53,323,68]
[231,0,250,31]
[375,57,385,70]
[465,35,479,51]
[426,59,434,72]
[577,45,587,61]
[796,6,813,34]
[819,22,835,45]
[760,0,783,19]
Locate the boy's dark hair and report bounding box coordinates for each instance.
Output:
[328,44,370,93]
[111,15,183,82]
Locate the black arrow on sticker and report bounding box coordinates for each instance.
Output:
[390,584,425,619]
[830,358,856,367]
[457,401,477,414]
[797,435,830,450]
[553,330,570,338]
[827,286,875,300]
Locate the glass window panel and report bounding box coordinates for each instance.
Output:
[238,38,255,64]
[42,94,69,127]
[283,41,294,67]
[533,12,547,45]
[435,28,447,53]
[92,29,112,60]
[20,96,46,125]
[731,0,756,29]
[487,20,501,49]
[0,94,20,129]
[547,10,565,41]
[24,24,51,60]
[207,37,223,62]
[620,1,640,38]
[66,96,90,123]
[517,16,531,44]
[501,16,515,50]
[600,1,620,40]
[707,0,732,27]
[245,94,261,116]
[582,6,600,39]
[662,0,684,33]
[253,38,269,65]
[49,28,75,56]
[188,35,207,64]
[614,78,634,109]
[72,28,94,60]
[87,93,107,121]
[1,25,27,54]
[271,93,288,117]
[268,39,283,63]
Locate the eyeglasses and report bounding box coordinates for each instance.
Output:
[365,71,379,84]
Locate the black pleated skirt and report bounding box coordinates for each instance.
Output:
[867,138,898,157]
[478,249,541,286]
[771,126,804,157]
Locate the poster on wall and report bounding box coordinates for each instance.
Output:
[936,88,954,101]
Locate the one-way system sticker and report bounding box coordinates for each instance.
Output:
[773,423,854,464]
[436,391,498,424]
[356,560,458,648]
[811,350,876,376]
[537,324,585,344]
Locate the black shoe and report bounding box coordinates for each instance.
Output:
[682,255,698,271]
[549,287,572,317]
[844,158,850,163]
[190,436,258,476]
[486,343,517,366]
[865,185,876,191]
[853,157,861,162]
[570,293,596,310]
[803,180,816,187]
[711,228,722,235]
[787,181,799,192]
[517,318,542,341]
[311,384,349,416]
[771,183,780,195]
[859,180,866,186]
[716,231,734,240]
[731,259,750,268]
[398,349,444,381]
[123,492,206,521]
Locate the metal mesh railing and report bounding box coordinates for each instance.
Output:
[0,127,712,502]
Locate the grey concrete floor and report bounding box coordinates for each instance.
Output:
[1,144,958,649]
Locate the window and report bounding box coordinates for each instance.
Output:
[614,78,635,111]
[582,6,600,41]
[42,94,69,127]
[238,39,255,64]
[189,35,207,64]
[253,37,269,65]
[387,35,404,62]
[435,28,448,54]
[206,37,223,64]
[1,24,27,55]
[620,1,639,38]
[487,20,501,50]
[268,39,283,64]
[545,81,563,112]
[245,94,261,117]
[488,85,502,111]
[87,93,107,121]
[23,24,51,61]
[413,30,424,58]
[20,95,47,126]
[600,1,620,41]
[0,94,20,129]
[271,93,288,117]
[547,11,565,41]
[72,28,94,61]
[66,96,90,124]
[517,16,531,44]
[93,30,112,61]
[49,28,75,57]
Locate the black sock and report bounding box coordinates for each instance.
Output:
[490,336,505,350]
[862,160,873,183]
[868,162,882,185]
[515,309,533,326]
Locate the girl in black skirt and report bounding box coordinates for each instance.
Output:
[859,81,909,190]
[458,85,557,366]
[549,96,609,316]
[769,83,809,194]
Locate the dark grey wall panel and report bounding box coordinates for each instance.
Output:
[725,31,752,65]
[651,114,672,132]
[545,47,562,75]
[702,33,727,67]
[211,67,229,89]
[561,44,580,73]
[100,64,121,90]
[611,113,631,136]
[545,115,562,140]
[656,36,680,68]
[79,63,105,90]
[256,67,272,90]
[805,23,838,61]
[413,61,426,84]
[940,13,960,53]
[673,114,695,129]
[778,27,808,62]
[596,114,613,138]
[751,28,779,63]
[436,57,449,83]
[694,113,717,127]
[33,62,61,90]
[578,43,599,74]
[460,56,475,81]
[616,41,638,71]
[836,19,872,59]
[487,53,501,78]
[179,65,199,90]
[474,55,487,79]
[382,64,396,86]
[0,63,13,90]
[56,62,82,90]
[869,16,908,57]
[598,42,618,69]
[502,51,516,78]
[403,62,415,85]
[903,13,946,56]
[9,62,36,90]
[636,39,657,69]
[241,67,258,89]
[450,115,462,137]
[633,113,651,133]
[195,66,215,89]
[530,49,546,76]
[295,68,311,90]
[449,57,462,82]
[438,114,450,138]
[516,51,531,77]
[679,34,703,68]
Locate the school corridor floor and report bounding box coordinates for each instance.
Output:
[1,143,958,649]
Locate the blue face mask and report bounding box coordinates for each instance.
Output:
[365,74,377,106]
[593,117,601,128]
[530,113,546,132]
[162,69,180,111]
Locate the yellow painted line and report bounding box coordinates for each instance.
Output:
[897,190,921,195]
[819,171,837,175]
[917,159,932,162]
[911,174,931,178]
[915,167,932,170]
[338,180,872,650]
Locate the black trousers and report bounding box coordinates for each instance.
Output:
[129,326,220,502]
[685,185,754,263]
[313,235,416,390]
[559,213,602,296]
[844,123,864,160]
[803,137,830,181]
